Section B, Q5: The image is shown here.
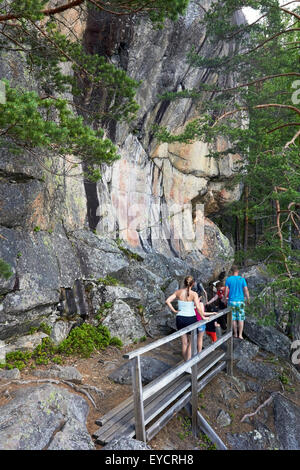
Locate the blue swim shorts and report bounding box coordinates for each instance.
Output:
[228,300,245,321]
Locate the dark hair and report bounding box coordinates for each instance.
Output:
[231,265,239,273]
[216,280,224,288]
[184,275,194,299]
[192,281,205,300]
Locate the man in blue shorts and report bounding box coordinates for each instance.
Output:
[225,265,250,339]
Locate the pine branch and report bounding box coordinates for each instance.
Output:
[213,103,300,129]
[285,128,300,148]
[279,6,300,21]
[267,122,300,134]
[225,1,300,41]
[0,0,84,22]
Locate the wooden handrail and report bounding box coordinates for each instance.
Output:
[129,307,233,443]
[123,308,231,360]
[142,331,232,401]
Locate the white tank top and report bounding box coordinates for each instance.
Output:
[177,300,196,317]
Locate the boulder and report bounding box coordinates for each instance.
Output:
[103,437,152,450]
[273,393,300,450]
[244,316,291,359]
[163,280,180,300]
[109,356,171,385]
[50,320,76,346]
[228,376,246,393]
[222,385,239,403]
[0,226,84,340]
[216,410,231,427]
[226,422,279,450]
[102,299,145,346]
[142,252,190,282]
[232,338,260,361]
[0,368,21,380]
[113,264,164,296]
[239,264,273,292]
[0,384,95,450]
[246,381,263,393]
[0,227,81,297]
[47,417,95,450]
[149,307,177,336]
[5,332,48,353]
[216,374,242,403]
[32,365,83,384]
[69,230,129,280]
[236,359,278,381]
[90,284,142,312]
[165,312,177,333]
[244,397,258,409]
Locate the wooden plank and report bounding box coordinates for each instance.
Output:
[95,395,133,426]
[95,366,189,430]
[184,404,227,450]
[100,360,227,445]
[146,361,226,442]
[191,329,198,437]
[226,309,233,376]
[94,374,189,444]
[142,332,231,402]
[123,309,231,360]
[94,374,189,442]
[143,352,225,429]
[197,411,228,450]
[131,356,146,441]
[96,361,227,445]
[95,351,225,444]
[96,349,224,427]
[96,335,230,439]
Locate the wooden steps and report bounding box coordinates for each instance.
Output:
[94,349,225,445]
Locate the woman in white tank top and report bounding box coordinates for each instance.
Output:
[166,276,216,367]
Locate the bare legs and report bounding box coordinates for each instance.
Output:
[181,331,205,363]
[238,320,244,339]
[233,320,244,339]
[181,333,192,361]
[233,320,238,337]
[197,331,205,353]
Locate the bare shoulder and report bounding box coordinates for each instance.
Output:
[191,291,199,301]
[175,289,183,298]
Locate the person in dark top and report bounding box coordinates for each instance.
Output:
[206,280,228,330]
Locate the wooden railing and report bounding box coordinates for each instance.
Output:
[122,307,233,443]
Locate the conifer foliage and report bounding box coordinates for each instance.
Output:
[0,0,189,279]
[155,0,300,338]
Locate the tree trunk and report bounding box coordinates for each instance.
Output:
[235,216,241,252]
[243,185,249,264]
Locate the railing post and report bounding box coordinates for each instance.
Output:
[131,356,146,442]
[226,308,233,376]
[191,329,198,437]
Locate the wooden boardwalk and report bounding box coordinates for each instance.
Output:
[94,309,232,448]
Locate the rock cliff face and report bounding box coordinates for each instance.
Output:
[0,2,245,342]
[93,2,245,267]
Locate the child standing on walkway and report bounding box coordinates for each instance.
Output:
[206,280,228,330]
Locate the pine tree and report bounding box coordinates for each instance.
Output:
[155,1,300,340]
[0,0,189,181]
[0,0,190,278]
